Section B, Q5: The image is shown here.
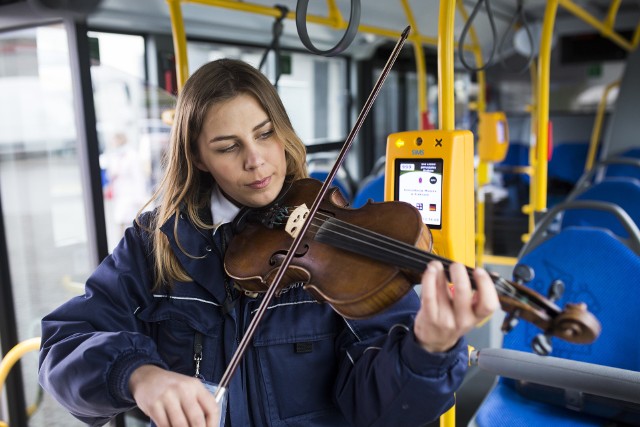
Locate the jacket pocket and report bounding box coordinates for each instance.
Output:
[136,295,223,378]
[252,298,343,422]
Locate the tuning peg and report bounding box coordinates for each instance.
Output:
[532,333,552,356]
[501,309,520,333]
[513,264,535,284]
[547,279,565,303]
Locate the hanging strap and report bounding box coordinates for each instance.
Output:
[259,5,289,87]
[295,0,361,56]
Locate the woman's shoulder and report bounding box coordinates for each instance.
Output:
[136,208,159,227]
[127,208,160,247]
[133,208,161,233]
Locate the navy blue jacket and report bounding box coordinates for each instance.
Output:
[39,209,469,426]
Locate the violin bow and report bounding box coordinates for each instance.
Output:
[214,25,412,402]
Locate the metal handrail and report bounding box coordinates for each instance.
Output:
[0,337,42,427]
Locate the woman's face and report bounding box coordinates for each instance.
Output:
[195,93,287,208]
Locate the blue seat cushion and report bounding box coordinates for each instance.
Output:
[475,382,606,427]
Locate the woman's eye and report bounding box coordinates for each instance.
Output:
[259,129,274,139]
[218,144,238,153]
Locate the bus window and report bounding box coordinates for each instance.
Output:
[186,41,348,148]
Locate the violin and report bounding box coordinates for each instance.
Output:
[226,178,602,347]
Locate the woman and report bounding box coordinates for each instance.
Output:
[39,58,498,427]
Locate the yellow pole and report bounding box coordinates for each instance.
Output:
[557,0,633,51]
[604,0,622,30]
[167,0,477,96]
[438,0,456,132]
[437,3,460,425]
[400,0,428,129]
[633,22,640,50]
[326,0,345,26]
[164,0,443,99]
[476,161,488,266]
[186,0,440,44]
[534,0,559,215]
[166,0,189,91]
[585,80,620,172]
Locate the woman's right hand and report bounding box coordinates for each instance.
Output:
[129,364,221,427]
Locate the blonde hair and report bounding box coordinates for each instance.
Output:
[143,59,307,289]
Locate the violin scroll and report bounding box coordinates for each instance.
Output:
[496,273,601,353]
[530,303,601,355]
[550,302,601,344]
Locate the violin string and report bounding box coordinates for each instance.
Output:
[306,212,466,270]
[306,214,545,310]
[275,205,546,312]
[276,208,489,287]
[309,214,514,297]
[277,206,540,308]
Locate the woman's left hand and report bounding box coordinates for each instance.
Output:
[413,261,499,353]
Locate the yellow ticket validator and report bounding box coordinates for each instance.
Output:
[384,130,475,265]
[478,111,509,163]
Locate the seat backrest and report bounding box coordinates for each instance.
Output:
[604,149,640,180]
[548,142,590,186]
[308,170,352,202]
[561,178,640,238]
[616,147,640,159]
[496,141,530,184]
[351,173,385,208]
[503,227,640,371]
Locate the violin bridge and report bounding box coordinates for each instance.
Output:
[285,204,309,238]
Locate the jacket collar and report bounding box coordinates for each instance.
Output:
[159,206,229,305]
[210,184,241,228]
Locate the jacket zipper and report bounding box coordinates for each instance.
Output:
[193,331,204,379]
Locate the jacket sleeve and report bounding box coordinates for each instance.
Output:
[38,220,168,426]
[334,291,469,427]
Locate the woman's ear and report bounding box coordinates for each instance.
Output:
[193,148,209,172]
[194,156,208,172]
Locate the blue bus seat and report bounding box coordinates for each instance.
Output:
[495,141,530,184]
[546,142,590,207]
[352,173,385,208]
[548,142,590,186]
[308,170,352,202]
[566,156,640,201]
[518,198,640,259]
[474,226,640,426]
[614,147,640,159]
[493,141,531,213]
[604,149,640,179]
[561,178,640,238]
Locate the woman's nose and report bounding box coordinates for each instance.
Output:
[244,143,265,170]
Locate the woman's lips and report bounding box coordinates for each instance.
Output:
[247,176,271,189]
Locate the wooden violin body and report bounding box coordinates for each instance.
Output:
[225,178,601,346]
[225,178,433,319]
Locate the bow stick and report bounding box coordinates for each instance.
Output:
[215,25,411,402]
